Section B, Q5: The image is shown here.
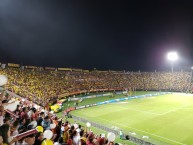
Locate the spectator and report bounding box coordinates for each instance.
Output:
[34,132,44,145]
[79,137,86,145]
[41,116,50,130]
[0,124,20,145]
[20,107,29,120]
[37,112,45,126]
[21,134,36,145]
[18,118,27,134]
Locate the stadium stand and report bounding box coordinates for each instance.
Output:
[0,66,191,107]
[0,64,192,145]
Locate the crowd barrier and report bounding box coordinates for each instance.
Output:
[70,93,112,101]
[73,92,170,108]
[72,115,155,145]
[97,92,170,105]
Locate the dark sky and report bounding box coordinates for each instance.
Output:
[0,0,193,71]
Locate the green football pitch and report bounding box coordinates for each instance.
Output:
[70,93,193,145]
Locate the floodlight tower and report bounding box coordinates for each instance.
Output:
[167,52,178,73]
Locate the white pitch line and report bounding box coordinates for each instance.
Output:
[117,106,161,115]
[96,117,186,145]
[159,104,191,115]
[117,104,193,116]
[76,106,186,144]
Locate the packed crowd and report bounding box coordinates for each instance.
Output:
[0,92,119,145]
[0,67,191,145]
[0,68,191,106]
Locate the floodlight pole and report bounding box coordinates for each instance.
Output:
[167,52,178,73]
[171,61,173,73]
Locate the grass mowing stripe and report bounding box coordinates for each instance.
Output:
[94,117,186,145]
[71,93,193,144]
[75,109,185,145]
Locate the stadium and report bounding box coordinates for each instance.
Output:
[1,63,193,145]
[1,1,193,145]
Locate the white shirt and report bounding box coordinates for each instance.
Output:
[8,136,15,145]
[27,110,33,118]
[73,135,80,145]
[0,116,3,126]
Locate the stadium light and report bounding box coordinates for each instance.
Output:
[167,52,178,73]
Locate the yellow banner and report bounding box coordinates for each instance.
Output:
[8,63,20,68]
[58,68,72,71]
[25,66,38,69]
[83,70,89,73]
[72,68,82,72]
[45,67,56,70]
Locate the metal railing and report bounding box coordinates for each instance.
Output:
[71,115,157,145]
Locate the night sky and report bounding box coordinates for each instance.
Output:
[0,0,193,71]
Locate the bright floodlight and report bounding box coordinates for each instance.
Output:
[167,52,178,72]
[167,52,178,61]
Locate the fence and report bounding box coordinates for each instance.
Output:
[71,115,156,145]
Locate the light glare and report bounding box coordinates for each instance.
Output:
[167,52,178,61]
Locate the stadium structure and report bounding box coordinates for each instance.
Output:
[1,62,193,145]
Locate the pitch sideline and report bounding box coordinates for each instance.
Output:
[96,117,186,145]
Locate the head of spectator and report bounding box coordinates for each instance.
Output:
[22,133,36,145]
[86,132,95,145]
[42,116,50,130]
[0,124,10,145]
[3,118,10,125]
[107,142,114,145]
[39,112,45,118]
[44,116,49,123]
[22,107,28,113]
[10,120,19,136]
[37,112,44,126]
[18,118,26,132]
[97,134,105,145]
[34,132,44,145]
